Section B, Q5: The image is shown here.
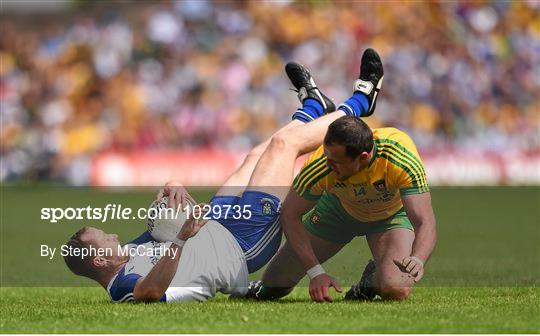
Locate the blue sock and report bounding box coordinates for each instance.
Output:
[292,98,324,123]
[338,92,369,117]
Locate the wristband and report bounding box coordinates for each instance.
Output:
[410,256,424,267]
[306,264,326,280]
[171,238,186,248]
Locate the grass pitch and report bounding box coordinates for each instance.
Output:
[1,287,538,333]
[1,186,539,333]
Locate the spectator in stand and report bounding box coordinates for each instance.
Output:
[0,0,538,184]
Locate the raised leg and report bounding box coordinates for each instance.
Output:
[215,120,304,196]
[246,111,345,201]
[217,60,339,197]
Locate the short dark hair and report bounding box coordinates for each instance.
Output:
[64,227,97,280]
[324,116,374,158]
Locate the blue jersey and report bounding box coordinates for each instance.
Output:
[107,221,248,303]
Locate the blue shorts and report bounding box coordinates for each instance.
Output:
[210,191,282,273]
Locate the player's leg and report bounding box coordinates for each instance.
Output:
[247,49,384,201]
[217,62,337,197]
[251,230,346,299]
[212,63,339,273]
[246,111,344,200]
[216,120,302,196]
[365,228,416,300]
[222,49,384,275]
[248,194,353,299]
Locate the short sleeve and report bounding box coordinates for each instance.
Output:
[128,231,154,245]
[375,135,429,196]
[108,267,166,303]
[293,146,332,201]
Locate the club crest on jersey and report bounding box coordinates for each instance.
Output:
[373,179,388,193]
[310,211,321,225]
[260,198,274,215]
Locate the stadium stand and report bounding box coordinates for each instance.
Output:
[1,1,538,184]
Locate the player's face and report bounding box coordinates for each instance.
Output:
[324,144,366,181]
[81,227,121,254]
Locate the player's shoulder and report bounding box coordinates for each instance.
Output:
[373,127,418,150]
[107,266,137,303]
[373,127,413,142]
[295,145,333,194]
[299,145,328,172]
[300,145,330,175]
[309,145,326,160]
[373,127,424,165]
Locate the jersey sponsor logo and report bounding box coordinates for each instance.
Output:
[358,192,396,205]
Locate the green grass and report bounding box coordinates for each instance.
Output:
[1,287,538,333]
[1,186,539,333]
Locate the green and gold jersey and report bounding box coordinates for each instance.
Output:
[293,127,429,222]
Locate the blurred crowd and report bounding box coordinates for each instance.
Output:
[1,0,539,183]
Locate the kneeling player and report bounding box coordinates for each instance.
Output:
[63,49,381,303]
[249,51,437,302]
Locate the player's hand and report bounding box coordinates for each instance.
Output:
[157,181,196,210]
[178,203,209,240]
[401,256,424,282]
[308,273,342,303]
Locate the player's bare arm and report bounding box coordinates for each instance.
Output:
[281,189,342,302]
[400,192,437,282]
[248,49,385,302]
[134,205,208,302]
[280,190,318,269]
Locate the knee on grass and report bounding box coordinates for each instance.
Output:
[260,285,295,300]
[379,285,412,301]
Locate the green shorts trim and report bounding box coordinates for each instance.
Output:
[303,192,413,244]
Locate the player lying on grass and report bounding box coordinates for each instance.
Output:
[247,52,438,302]
[63,49,382,303]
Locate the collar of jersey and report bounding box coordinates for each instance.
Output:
[106,263,126,294]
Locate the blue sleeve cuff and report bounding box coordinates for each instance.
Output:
[128,231,154,245]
